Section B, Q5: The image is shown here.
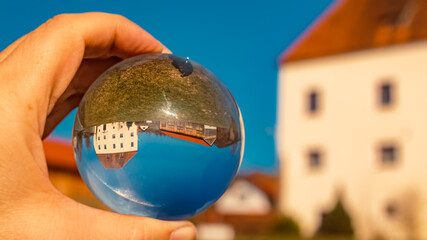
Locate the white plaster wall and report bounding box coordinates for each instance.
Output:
[277,41,427,239]
[94,122,138,154]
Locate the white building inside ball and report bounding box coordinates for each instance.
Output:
[277,0,427,239]
[94,121,138,169]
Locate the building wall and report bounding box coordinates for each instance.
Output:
[94,122,138,154]
[277,41,427,239]
[160,121,204,138]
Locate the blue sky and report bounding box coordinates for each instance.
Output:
[0,0,333,174]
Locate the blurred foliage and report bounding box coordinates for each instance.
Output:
[236,215,353,240]
[317,199,354,235]
[271,216,300,235]
[236,234,353,240]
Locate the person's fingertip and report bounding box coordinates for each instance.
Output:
[169,226,197,240]
[162,45,172,54]
[156,40,172,54]
[153,42,163,53]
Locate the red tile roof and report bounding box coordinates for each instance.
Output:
[97,151,137,169]
[43,138,77,171]
[160,130,211,146]
[280,0,427,63]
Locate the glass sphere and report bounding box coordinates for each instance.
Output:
[72,53,244,220]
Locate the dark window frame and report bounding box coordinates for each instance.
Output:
[307,149,323,170]
[305,88,321,116]
[385,202,399,219]
[309,91,318,113]
[380,144,399,166]
[381,83,392,106]
[378,81,396,108]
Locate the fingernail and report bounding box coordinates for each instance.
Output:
[155,40,172,54]
[170,226,196,240]
[161,45,172,54]
[154,43,164,53]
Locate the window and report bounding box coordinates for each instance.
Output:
[381,145,398,165]
[307,90,319,114]
[98,145,100,150]
[308,150,322,169]
[104,135,106,140]
[131,142,134,147]
[98,136,100,140]
[120,133,123,138]
[113,144,116,149]
[120,143,123,148]
[380,83,393,106]
[378,81,396,108]
[131,132,134,137]
[104,144,106,150]
[103,124,106,131]
[195,124,203,134]
[385,202,398,219]
[112,134,116,139]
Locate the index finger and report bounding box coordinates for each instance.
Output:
[0,13,164,137]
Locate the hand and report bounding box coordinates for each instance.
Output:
[0,13,196,240]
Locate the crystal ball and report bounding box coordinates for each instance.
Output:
[72,53,244,220]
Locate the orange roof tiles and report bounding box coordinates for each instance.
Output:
[160,130,211,147]
[43,138,77,171]
[280,0,427,63]
[97,151,137,169]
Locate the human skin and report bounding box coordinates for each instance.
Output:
[0,13,196,240]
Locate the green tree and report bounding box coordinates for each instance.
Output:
[317,199,354,235]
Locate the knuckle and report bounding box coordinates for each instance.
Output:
[110,13,128,21]
[42,14,75,32]
[48,14,71,25]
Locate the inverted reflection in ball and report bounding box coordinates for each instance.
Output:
[72,53,244,220]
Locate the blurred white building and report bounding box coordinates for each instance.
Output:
[194,173,278,237]
[216,179,271,215]
[277,0,427,239]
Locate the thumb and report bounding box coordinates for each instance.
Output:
[9,191,197,240]
[67,198,197,240]
[91,211,196,240]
